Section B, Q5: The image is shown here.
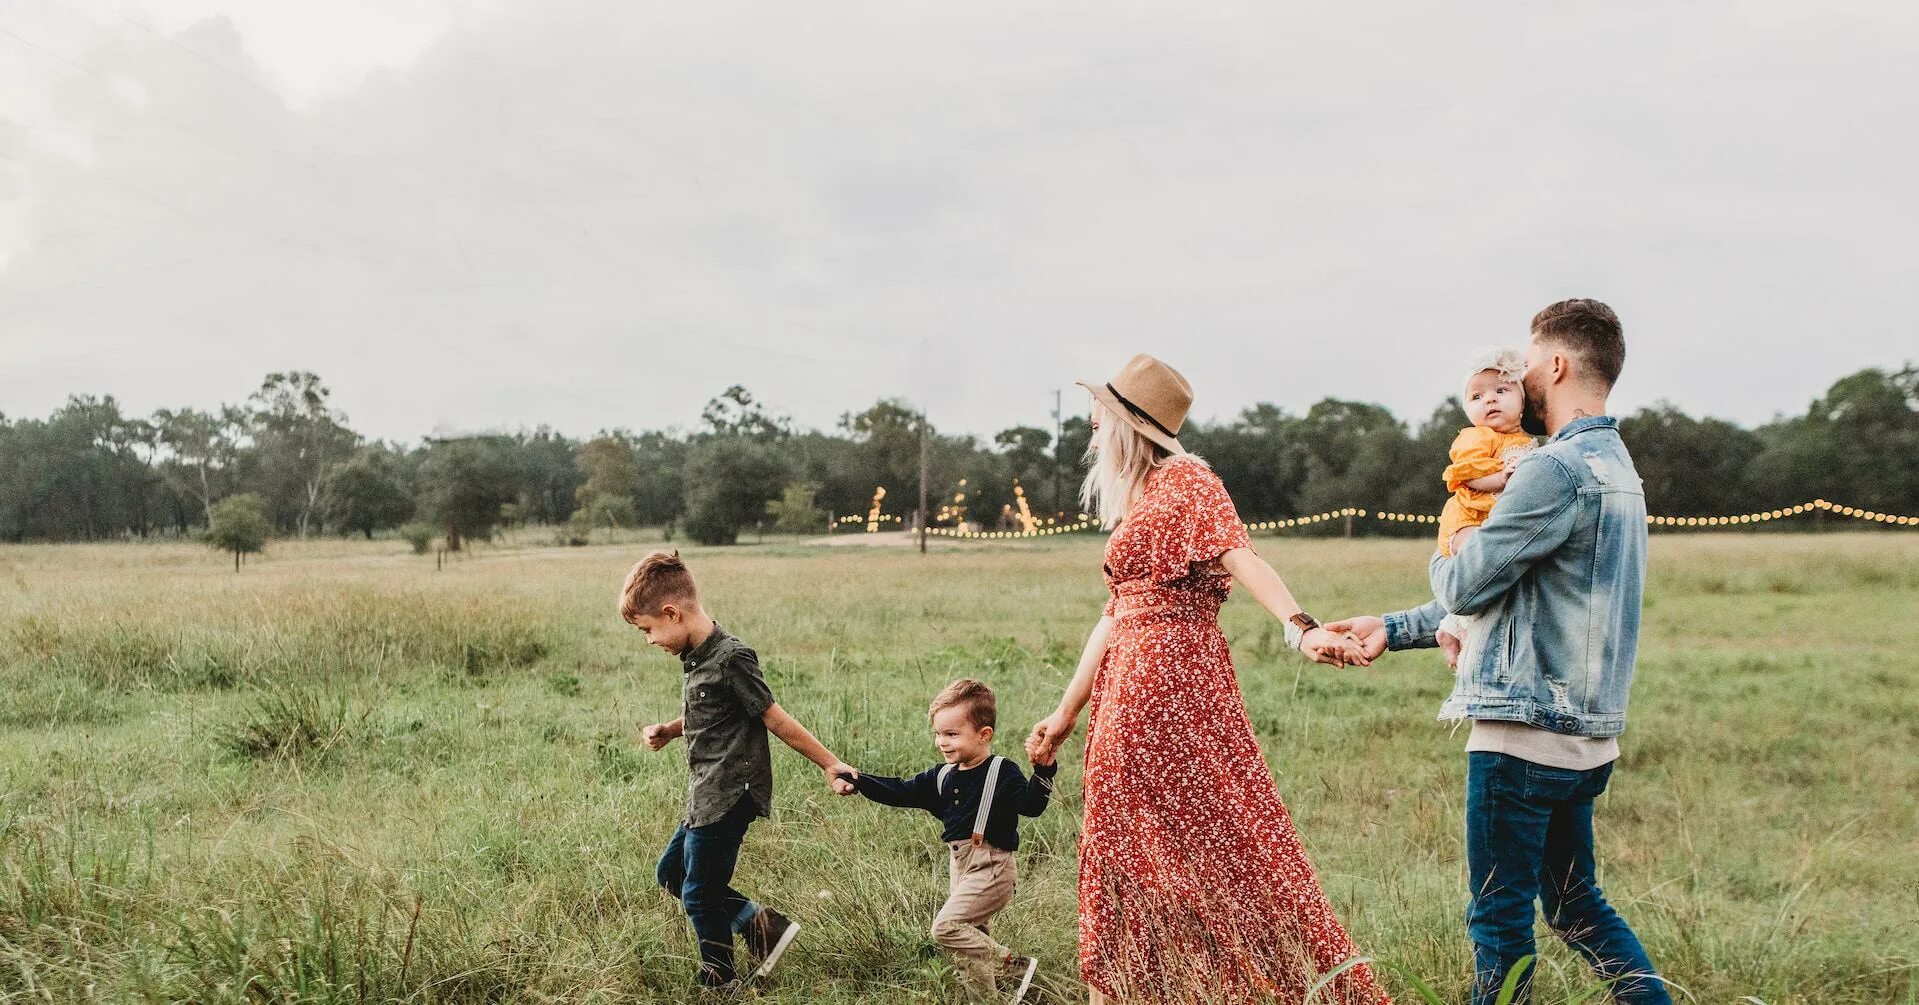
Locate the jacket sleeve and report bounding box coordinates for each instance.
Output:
[1431,453,1579,617]
[852,766,941,814]
[1385,597,1448,651]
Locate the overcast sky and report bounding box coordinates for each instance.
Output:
[3,0,1915,443]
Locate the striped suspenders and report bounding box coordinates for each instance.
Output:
[938,755,1005,847]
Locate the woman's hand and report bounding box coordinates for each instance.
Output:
[1300,626,1369,668]
[1026,710,1078,764]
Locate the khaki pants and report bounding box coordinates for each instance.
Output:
[932,840,1017,997]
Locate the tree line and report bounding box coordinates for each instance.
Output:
[2,365,1914,549]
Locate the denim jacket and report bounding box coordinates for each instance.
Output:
[1385,416,1647,737]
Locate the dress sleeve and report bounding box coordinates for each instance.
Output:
[1442,427,1506,491]
[1143,460,1252,582]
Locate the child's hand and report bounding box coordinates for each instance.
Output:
[1030,744,1057,768]
[1437,630,1462,670]
[825,762,859,796]
[639,722,680,751]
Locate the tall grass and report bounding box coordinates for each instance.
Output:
[0,533,1913,1002]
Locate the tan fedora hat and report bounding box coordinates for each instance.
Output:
[1077,354,1191,455]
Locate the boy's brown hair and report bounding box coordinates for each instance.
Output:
[618,550,700,622]
[929,678,996,730]
[1531,298,1626,390]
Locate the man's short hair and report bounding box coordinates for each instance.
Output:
[618,550,698,622]
[1531,299,1625,389]
[929,678,996,730]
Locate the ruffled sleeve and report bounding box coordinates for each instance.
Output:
[1442,427,1506,491]
[1140,459,1252,583]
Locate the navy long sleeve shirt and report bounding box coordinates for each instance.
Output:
[853,756,1057,852]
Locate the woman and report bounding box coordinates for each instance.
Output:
[1026,354,1392,1005]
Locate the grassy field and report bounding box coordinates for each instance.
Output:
[0,531,1915,1004]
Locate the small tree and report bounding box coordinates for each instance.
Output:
[766,482,827,535]
[398,521,436,555]
[206,493,269,571]
[322,448,414,538]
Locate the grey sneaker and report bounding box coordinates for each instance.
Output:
[741,907,800,979]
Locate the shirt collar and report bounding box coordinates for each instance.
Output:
[1550,414,1617,443]
[679,624,730,672]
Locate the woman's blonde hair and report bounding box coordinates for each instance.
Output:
[1080,400,1203,528]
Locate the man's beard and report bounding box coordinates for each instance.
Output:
[1520,381,1548,435]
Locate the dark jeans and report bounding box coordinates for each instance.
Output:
[657,796,762,984]
[1466,752,1671,1005]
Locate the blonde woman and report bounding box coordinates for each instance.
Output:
[1026,355,1391,1005]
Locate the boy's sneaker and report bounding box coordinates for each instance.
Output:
[741,907,800,979]
[1000,954,1037,1004]
[695,977,748,1002]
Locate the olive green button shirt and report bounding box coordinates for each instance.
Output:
[679,625,776,828]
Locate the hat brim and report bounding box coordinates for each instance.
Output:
[1076,381,1186,456]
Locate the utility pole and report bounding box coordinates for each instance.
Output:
[918,411,930,554]
[1052,388,1064,518]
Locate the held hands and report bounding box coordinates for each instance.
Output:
[639,721,682,751]
[1024,710,1076,766]
[825,762,859,796]
[1321,615,1388,663]
[1299,626,1369,668]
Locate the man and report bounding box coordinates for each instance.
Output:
[1331,299,1672,1005]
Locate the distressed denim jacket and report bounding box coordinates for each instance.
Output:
[1385,416,1647,737]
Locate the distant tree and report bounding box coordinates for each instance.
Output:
[322,448,415,538]
[766,482,828,535]
[1750,365,1919,518]
[632,431,690,528]
[206,493,270,571]
[573,435,641,529]
[841,400,921,481]
[1620,403,1763,518]
[1186,403,1308,523]
[513,427,584,525]
[995,425,1055,512]
[1291,400,1414,533]
[247,372,359,537]
[155,406,245,523]
[702,385,789,441]
[682,437,790,545]
[419,437,515,550]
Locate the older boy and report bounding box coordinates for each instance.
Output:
[624,550,859,992]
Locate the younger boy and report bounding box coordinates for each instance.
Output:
[624,550,859,992]
[842,679,1056,1003]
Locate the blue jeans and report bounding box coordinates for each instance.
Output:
[656,796,762,984]
[1466,752,1671,1005]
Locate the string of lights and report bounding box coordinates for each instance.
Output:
[834,497,1919,538]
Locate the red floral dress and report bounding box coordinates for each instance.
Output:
[1078,457,1390,1004]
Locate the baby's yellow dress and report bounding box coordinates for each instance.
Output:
[1437,426,1536,556]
